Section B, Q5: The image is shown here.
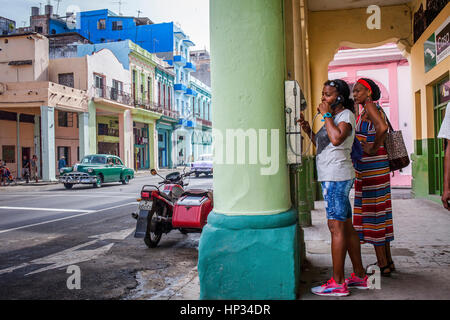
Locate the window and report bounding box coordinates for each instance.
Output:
[2,145,15,163]
[94,74,104,97]
[168,87,171,110]
[158,82,161,106]
[58,111,73,127]
[35,26,43,33]
[111,80,123,100]
[112,21,123,30]
[97,19,106,30]
[58,73,74,88]
[113,157,123,165]
[163,84,166,107]
[147,77,152,102]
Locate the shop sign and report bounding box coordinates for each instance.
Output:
[436,17,450,64]
[424,17,450,72]
[438,79,450,105]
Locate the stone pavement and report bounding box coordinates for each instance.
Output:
[170,189,450,300]
[299,190,450,300]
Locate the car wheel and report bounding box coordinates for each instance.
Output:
[195,172,200,178]
[121,175,129,185]
[93,176,102,188]
[64,183,73,189]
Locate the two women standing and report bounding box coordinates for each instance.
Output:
[298,77,394,297]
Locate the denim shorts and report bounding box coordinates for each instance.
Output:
[321,179,354,222]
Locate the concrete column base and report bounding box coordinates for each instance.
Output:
[198,209,299,300]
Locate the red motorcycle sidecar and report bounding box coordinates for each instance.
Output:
[172,189,213,229]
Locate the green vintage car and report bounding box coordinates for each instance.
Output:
[59,154,135,189]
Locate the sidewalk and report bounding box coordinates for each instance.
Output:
[299,191,450,300]
[165,190,450,300]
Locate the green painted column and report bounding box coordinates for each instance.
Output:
[198,0,299,300]
[305,156,315,211]
[88,102,97,154]
[292,160,311,227]
[78,112,90,159]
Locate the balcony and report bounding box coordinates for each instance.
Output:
[135,98,164,113]
[161,108,180,120]
[182,38,195,47]
[185,88,198,97]
[196,117,212,128]
[173,54,187,66]
[92,86,133,106]
[174,83,187,93]
[184,62,196,72]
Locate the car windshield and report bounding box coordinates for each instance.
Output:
[81,155,107,164]
[199,155,212,161]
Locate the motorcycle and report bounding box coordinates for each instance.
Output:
[132,168,213,248]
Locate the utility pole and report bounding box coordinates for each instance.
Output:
[137,10,142,18]
[54,0,62,16]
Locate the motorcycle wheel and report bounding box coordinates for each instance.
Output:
[144,209,163,248]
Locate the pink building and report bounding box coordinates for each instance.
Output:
[0,33,88,181]
[328,43,413,187]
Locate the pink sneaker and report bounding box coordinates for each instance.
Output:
[345,273,369,289]
[311,278,350,297]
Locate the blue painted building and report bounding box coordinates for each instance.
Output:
[71,9,199,165]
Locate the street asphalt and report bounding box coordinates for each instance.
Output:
[0,171,212,300]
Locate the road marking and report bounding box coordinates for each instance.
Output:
[0,227,135,276]
[0,202,137,235]
[0,207,95,213]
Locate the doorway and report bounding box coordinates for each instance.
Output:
[433,76,450,195]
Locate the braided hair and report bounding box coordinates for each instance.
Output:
[324,79,355,113]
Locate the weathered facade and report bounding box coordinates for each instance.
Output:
[0,33,88,181]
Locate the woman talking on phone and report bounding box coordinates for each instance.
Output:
[298,79,368,297]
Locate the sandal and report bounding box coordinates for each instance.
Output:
[388,260,396,272]
[366,262,392,277]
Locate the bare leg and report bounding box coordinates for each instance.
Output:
[328,219,347,284]
[344,218,365,278]
[374,244,391,274]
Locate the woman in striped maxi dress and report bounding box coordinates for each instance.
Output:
[352,78,394,276]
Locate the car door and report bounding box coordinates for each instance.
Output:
[112,157,124,181]
[103,156,116,182]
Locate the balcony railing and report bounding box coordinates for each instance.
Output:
[196,117,212,127]
[98,127,119,137]
[162,108,180,119]
[134,100,179,119]
[92,86,133,106]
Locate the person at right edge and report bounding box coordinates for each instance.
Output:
[438,101,450,211]
[352,78,393,276]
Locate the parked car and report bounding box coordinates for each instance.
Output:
[190,154,213,177]
[59,154,134,189]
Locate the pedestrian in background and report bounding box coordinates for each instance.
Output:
[298,79,368,297]
[22,155,31,183]
[31,155,38,183]
[58,156,67,170]
[352,78,394,276]
[438,101,450,210]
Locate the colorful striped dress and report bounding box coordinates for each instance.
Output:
[353,107,394,246]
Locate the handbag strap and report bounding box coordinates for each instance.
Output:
[376,104,394,132]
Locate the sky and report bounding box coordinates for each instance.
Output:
[0,0,210,51]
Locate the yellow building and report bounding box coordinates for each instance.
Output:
[198,0,449,299]
[285,0,449,202]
